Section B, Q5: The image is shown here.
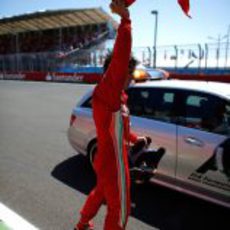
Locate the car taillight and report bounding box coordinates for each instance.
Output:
[69,114,76,126]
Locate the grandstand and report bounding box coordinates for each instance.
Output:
[0,8,117,72]
[1,8,228,77]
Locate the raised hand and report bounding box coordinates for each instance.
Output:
[110,0,130,19]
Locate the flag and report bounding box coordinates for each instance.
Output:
[178,0,191,18]
[124,0,136,7]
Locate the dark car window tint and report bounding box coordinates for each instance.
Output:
[180,91,230,135]
[184,95,207,127]
[81,96,92,108]
[201,99,230,135]
[127,87,176,123]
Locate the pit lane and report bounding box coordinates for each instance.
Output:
[0,80,228,230]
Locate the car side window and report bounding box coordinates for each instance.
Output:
[127,87,176,124]
[180,91,230,135]
[200,98,230,135]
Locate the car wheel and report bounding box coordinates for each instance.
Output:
[88,141,97,165]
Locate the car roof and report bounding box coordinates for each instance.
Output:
[132,80,230,100]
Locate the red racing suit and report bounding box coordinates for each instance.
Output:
[79,17,137,230]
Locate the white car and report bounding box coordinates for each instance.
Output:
[68,80,230,208]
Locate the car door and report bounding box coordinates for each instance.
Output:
[127,86,178,178]
[176,90,230,198]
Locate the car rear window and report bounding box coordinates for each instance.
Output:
[81,96,92,108]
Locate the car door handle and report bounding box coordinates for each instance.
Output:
[184,136,204,147]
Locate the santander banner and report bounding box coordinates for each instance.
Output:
[0,71,230,83]
[0,71,102,84]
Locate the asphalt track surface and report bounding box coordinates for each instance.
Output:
[0,80,229,230]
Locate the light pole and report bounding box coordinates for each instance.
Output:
[208,34,227,68]
[224,25,230,68]
[151,10,158,68]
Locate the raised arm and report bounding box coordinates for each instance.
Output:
[93,0,133,111]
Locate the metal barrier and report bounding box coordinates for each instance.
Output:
[133,42,229,71]
[0,42,229,73]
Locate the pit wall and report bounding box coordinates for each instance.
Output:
[0,71,102,84]
[169,73,230,83]
[0,71,230,83]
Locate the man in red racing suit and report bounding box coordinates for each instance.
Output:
[75,1,141,229]
[75,0,192,228]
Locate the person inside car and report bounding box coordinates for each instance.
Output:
[201,100,229,134]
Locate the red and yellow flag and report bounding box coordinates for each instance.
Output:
[124,0,136,7]
[178,0,191,17]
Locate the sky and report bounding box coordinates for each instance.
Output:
[0,0,230,47]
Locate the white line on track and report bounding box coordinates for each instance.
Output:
[0,203,39,230]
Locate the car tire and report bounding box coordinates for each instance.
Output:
[88,140,97,165]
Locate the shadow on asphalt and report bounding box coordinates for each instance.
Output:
[51,154,96,194]
[52,154,229,230]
